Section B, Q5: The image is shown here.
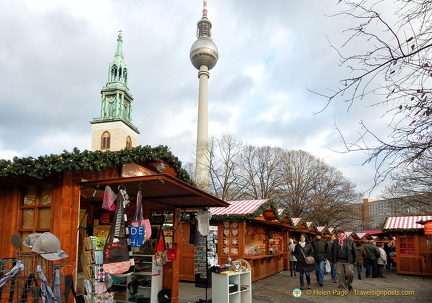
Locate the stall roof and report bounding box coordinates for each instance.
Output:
[355,232,368,240]
[317,226,326,232]
[209,199,269,215]
[291,218,303,227]
[383,215,432,231]
[80,173,229,209]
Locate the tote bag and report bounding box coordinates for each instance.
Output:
[130,190,145,247]
[103,187,135,276]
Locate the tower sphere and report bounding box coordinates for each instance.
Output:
[190,37,219,70]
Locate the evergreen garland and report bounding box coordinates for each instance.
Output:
[382,228,421,233]
[0,145,195,185]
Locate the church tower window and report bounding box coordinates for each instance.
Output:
[126,136,132,150]
[101,131,111,150]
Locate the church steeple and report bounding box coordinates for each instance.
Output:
[107,31,128,87]
[90,32,139,152]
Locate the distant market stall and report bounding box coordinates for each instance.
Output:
[179,200,295,282]
[383,215,432,276]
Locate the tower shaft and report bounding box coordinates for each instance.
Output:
[195,66,210,189]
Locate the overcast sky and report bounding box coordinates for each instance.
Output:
[0,0,399,198]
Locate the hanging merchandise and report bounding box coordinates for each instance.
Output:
[64,273,85,303]
[102,185,117,211]
[166,244,177,261]
[196,210,212,236]
[130,190,145,247]
[103,186,135,276]
[155,228,166,252]
[36,265,59,303]
[143,218,152,241]
[0,260,24,288]
[154,217,167,266]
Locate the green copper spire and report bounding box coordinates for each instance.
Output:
[107,31,128,87]
[90,31,139,134]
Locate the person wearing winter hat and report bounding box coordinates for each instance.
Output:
[311,231,328,287]
[331,229,357,292]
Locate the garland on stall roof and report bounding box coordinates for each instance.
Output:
[211,200,289,222]
[382,228,422,233]
[0,145,195,185]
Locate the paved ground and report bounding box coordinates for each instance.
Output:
[178,267,432,303]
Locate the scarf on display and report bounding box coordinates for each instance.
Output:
[338,235,347,248]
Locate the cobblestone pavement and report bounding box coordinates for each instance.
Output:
[178,267,432,303]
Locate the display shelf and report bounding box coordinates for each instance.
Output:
[125,254,163,303]
[212,271,252,303]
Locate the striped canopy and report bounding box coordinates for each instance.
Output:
[384,215,432,230]
[209,199,269,215]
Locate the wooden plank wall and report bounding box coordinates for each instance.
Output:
[0,184,20,258]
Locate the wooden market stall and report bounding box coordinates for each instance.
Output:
[383,215,432,276]
[210,200,291,282]
[289,218,316,241]
[0,146,229,303]
[179,200,292,283]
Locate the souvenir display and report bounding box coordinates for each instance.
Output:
[221,221,240,256]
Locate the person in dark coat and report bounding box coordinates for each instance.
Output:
[293,233,315,290]
[331,229,358,291]
[355,241,367,280]
[328,234,338,283]
[311,231,328,286]
[362,240,380,278]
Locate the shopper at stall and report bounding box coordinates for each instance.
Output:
[331,229,358,291]
[328,234,338,283]
[288,239,297,277]
[362,240,380,278]
[377,242,387,278]
[293,233,314,290]
[311,232,328,286]
[355,242,367,280]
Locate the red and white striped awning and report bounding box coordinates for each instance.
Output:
[317,226,326,232]
[355,232,368,239]
[328,227,334,233]
[345,231,353,237]
[291,218,302,226]
[209,199,269,215]
[384,216,432,230]
[306,222,313,228]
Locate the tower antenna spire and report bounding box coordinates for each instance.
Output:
[202,0,207,17]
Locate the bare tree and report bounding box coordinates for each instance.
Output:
[193,135,361,227]
[207,134,247,201]
[306,165,362,227]
[238,145,284,200]
[276,150,361,226]
[315,0,432,186]
[381,151,432,214]
[277,150,328,217]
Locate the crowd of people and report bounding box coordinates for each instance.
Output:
[289,230,395,290]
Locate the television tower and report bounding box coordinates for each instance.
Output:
[190,0,219,190]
